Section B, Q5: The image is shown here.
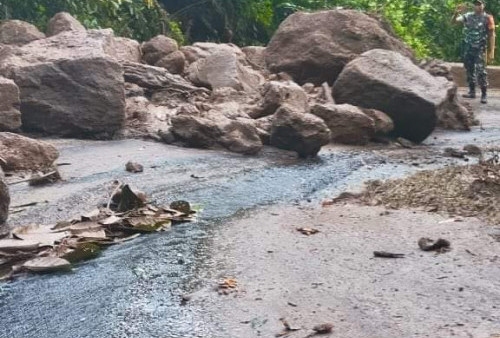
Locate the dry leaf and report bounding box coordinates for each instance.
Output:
[23,257,71,272]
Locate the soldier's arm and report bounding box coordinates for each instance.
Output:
[488,15,496,62]
[452,5,467,24]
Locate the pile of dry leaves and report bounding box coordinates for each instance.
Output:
[0,183,196,280]
[324,159,500,225]
[355,162,500,224]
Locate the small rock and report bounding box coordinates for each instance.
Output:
[396,137,414,149]
[313,323,334,334]
[170,200,191,214]
[418,237,451,252]
[125,161,143,173]
[463,144,482,156]
[444,147,466,159]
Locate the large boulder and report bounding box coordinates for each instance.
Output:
[0,20,45,45]
[333,49,460,143]
[0,77,21,131]
[187,49,264,92]
[311,103,375,145]
[250,81,309,119]
[0,132,59,172]
[217,118,263,155]
[141,35,178,65]
[171,113,219,149]
[0,168,8,226]
[46,12,86,37]
[270,105,331,157]
[264,9,413,85]
[112,37,142,63]
[0,29,125,138]
[171,105,263,155]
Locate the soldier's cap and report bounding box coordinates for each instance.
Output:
[473,0,485,5]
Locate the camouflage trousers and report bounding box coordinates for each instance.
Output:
[463,47,488,89]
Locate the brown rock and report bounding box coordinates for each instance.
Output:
[46,12,86,37]
[264,9,413,85]
[187,49,264,92]
[0,77,21,131]
[112,37,142,63]
[333,49,454,143]
[141,35,178,65]
[250,81,309,119]
[180,42,244,64]
[241,46,267,71]
[311,103,375,145]
[171,109,263,155]
[171,114,219,149]
[361,108,394,135]
[0,30,125,138]
[125,161,144,173]
[255,115,274,145]
[0,20,45,45]
[271,105,331,157]
[0,132,59,172]
[155,50,185,74]
[0,168,9,226]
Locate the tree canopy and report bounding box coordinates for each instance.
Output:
[0,0,499,63]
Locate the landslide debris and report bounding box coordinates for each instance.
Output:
[355,160,500,224]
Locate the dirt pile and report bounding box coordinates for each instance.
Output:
[356,159,500,224]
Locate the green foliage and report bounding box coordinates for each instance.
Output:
[0,0,175,42]
[0,0,499,64]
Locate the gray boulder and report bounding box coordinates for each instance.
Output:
[271,105,331,157]
[264,9,413,85]
[0,29,125,138]
[0,77,21,131]
[0,20,45,45]
[333,49,458,143]
[311,103,375,145]
[47,12,86,37]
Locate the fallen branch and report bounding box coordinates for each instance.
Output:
[8,171,58,186]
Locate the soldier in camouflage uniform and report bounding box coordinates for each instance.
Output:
[453,0,496,104]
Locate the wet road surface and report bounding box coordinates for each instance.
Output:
[1,90,500,338]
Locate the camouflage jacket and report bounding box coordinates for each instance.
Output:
[460,12,495,50]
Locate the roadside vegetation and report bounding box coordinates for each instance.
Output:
[0,0,499,63]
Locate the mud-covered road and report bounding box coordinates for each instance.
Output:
[1,91,500,338]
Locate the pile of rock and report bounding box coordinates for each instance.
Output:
[0,10,474,160]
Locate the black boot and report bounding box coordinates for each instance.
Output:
[481,87,487,104]
[463,85,476,99]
